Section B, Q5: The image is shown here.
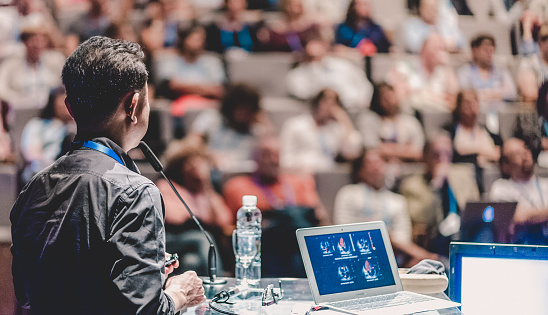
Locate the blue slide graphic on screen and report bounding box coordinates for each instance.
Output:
[305,229,395,295]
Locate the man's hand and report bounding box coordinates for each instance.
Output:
[165,253,179,276]
[165,271,206,311]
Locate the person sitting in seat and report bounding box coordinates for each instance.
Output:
[490,138,548,245]
[156,138,232,275]
[334,148,439,267]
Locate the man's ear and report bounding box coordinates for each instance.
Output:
[64,98,75,119]
[126,92,140,124]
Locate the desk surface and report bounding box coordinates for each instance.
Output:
[186,278,462,315]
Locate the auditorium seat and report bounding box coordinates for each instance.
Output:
[498,105,536,141]
[314,164,352,223]
[262,97,307,135]
[0,164,17,226]
[10,107,42,160]
[226,52,294,97]
[458,16,512,56]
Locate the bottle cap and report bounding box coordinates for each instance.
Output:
[242,195,257,206]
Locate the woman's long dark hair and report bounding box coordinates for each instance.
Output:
[345,0,373,29]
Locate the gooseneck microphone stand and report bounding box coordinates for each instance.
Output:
[138,141,227,285]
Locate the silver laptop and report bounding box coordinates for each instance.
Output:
[296,221,460,314]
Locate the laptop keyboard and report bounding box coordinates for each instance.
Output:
[328,292,434,311]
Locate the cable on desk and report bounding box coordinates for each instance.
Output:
[209,290,239,315]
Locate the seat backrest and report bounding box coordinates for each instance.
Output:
[0,164,18,226]
[226,52,294,97]
[314,164,352,223]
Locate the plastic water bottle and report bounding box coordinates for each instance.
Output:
[235,195,262,286]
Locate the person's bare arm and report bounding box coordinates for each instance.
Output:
[379,143,423,161]
[513,204,548,225]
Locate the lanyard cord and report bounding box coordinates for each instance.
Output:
[75,141,125,166]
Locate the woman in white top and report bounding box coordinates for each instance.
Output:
[357,82,425,162]
[280,88,362,172]
[448,89,501,166]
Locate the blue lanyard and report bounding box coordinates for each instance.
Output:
[79,141,125,166]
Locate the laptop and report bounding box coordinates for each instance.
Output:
[460,202,518,243]
[449,242,548,315]
[296,221,460,314]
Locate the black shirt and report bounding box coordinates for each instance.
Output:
[11,137,176,314]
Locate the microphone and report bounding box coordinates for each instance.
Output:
[138,141,227,285]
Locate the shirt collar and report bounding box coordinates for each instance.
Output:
[71,137,140,174]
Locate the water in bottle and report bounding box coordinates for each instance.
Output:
[234,195,262,286]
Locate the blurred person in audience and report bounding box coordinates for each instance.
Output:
[445,90,501,165]
[205,0,261,53]
[20,86,75,184]
[8,0,65,53]
[0,100,11,162]
[401,0,464,54]
[142,0,196,50]
[518,22,548,103]
[155,24,226,128]
[105,21,139,43]
[357,82,424,162]
[399,132,480,257]
[334,149,439,267]
[156,138,232,274]
[257,0,322,52]
[535,81,548,167]
[0,23,64,109]
[223,135,327,222]
[280,88,362,172]
[65,0,112,53]
[490,137,548,244]
[286,35,373,114]
[223,135,327,276]
[334,0,391,54]
[457,34,516,133]
[190,83,272,171]
[388,33,459,113]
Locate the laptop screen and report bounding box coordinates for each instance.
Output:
[450,242,548,315]
[304,228,395,296]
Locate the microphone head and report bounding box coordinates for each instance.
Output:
[138,141,164,172]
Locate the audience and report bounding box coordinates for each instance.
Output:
[286,35,373,114]
[0,22,64,109]
[536,81,548,167]
[401,0,464,54]
[205,0,261,53]
[457,34,516,133]
[257,0,321,52]
[280,89,362,172]
[2,0,548,271]
[490,138,548,245]
[388,33,459,113]
[333,149,438,267]
[357,82,424,162]
[20,87,75,184]
[156,138,232,274]
[399,133,479,257]
[155,24,225,118]
[190,83,272,171]
[518,22,548,103]
[334,0,391,54]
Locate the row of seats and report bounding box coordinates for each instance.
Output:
[226,52,521,98]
